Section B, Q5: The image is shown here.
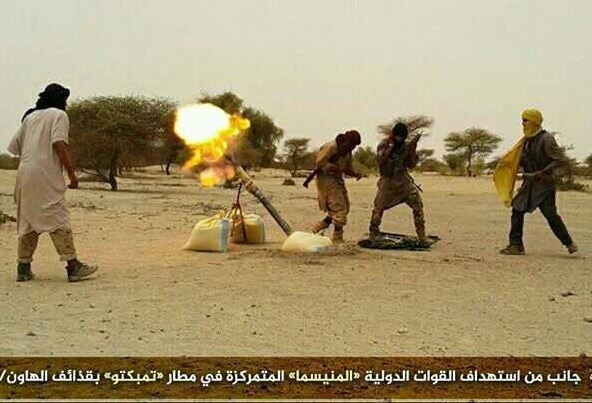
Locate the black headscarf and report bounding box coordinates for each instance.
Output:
[392,122,408,140]
[335,130,361,153]
[22,83,70,122]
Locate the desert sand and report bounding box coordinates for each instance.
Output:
[0,168,590,356]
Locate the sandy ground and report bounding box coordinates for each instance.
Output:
[0,168,590,357]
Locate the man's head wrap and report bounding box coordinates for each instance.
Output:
[392,122,409,140]
[521,109,543,137]
[494,108,545,207]
[335,130,361,153]
[521,109,543,125]
[22,83,70,122]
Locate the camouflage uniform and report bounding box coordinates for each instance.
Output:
[311,139,360,242]
[315,140,353,226]
[370,138,426,241]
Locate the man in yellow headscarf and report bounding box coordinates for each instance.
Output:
[494,109,577,255]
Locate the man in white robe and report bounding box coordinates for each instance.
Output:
[8,83,98,282]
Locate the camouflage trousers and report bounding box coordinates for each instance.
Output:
[17,227,77,263]
[316,176,350,227]
[370,189,426,238]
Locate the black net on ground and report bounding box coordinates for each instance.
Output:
[358,232,440,250]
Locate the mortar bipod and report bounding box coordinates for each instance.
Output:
[226,182,248,242]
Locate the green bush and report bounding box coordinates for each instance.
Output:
[555,145,588,192]
[419,157,447,173]
[352,146,378,176]
[0,153,19,170]
[556,177,588,192]
[0,211,17,225]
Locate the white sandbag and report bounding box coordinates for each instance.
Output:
[231,214,265,244]
[183,214,230,252]
[281,231,333,253]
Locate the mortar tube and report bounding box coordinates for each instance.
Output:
[225,154,293,236]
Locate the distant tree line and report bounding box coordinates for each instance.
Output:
[0,153,19,170]
[2,94,590,192]
[63,92,285,190]
[278,115,589,193]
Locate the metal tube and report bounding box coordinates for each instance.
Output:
[225,154,293,236]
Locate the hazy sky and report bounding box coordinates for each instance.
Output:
[1,0,591,159]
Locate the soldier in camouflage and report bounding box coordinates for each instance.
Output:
[310,130,362,242]
[369,123,427,244]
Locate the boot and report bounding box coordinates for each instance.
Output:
[499,244,526,255]
[567,242,578,254]
[369,223,381,240]
[16,263,34,282]
[66,259,99,282]
[332,226,344,243]
[416,227,429,246]
[311,220,330,234]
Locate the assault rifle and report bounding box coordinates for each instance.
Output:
[302,152,342,188]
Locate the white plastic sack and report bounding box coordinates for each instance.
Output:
[281,231,333,253]
[183,214,230,252]
[231,214,265,244]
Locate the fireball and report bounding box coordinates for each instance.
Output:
[174,103,250,186]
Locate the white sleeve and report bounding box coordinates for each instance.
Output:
[51,111,70,144]
[7,125,24,156]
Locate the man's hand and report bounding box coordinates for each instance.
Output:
[407,134,422,153]
[343,167,362,180]
[533,170,553,183]
[385,141,395,153]
[68,175,79,189]
[53,141,78,188]
[378,141,395,166]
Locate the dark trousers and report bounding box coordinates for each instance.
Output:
[509,192,573,246]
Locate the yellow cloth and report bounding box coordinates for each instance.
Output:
[493,109,543,207]
[521,109,543,136]
[522,109,543,125]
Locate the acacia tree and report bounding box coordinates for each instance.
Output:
[420,157,447,173]
[197,92,284,168]
[550,139,588,191]
[554,143,581,190]
[443,153,466,175]
[352,146,378,176]
[282,138,311,177]
[68,96,176,190]
[242,107,284,167]
[416,148,435,165]
[0,153,19,170]
[198,91,243,115]
[444,127,502,176]
[230,141,262,171]
[585,153,592,176]
[486,156,502,171]
[415,149,445,172]
[160,109,183,175]
[378,115,435,137]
